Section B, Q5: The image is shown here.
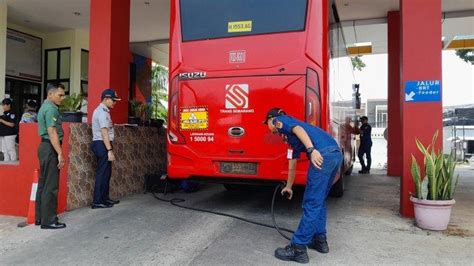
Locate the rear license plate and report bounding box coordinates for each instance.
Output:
[220,162,257,175]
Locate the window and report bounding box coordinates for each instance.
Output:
[375,105,388,128]
[44,47,71,96]
[180,0,308,41]
[81,49,89,97]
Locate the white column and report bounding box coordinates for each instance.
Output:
[0,0,7,101]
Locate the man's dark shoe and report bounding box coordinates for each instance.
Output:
[358,169,367,174]
[308,235,329,253]
[106,199,120,205]
[35,219,41,226]
[40,222,66,229]
[91,203,113,209]
[274,244,309,264]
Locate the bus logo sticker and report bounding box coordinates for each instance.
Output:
[229,50,246,64]
[228,21,252,33]
[225,84,249,109]
[180,106,208,130]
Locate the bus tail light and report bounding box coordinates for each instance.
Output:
[168,77,186,144]
[305,68,321,126]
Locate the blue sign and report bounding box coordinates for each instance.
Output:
[405,80,441,102]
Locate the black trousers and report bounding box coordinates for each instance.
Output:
[92,141,112,204]
[358,142,372,171]
[36,142,59,225]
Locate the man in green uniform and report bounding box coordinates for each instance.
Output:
[35,83,66,229]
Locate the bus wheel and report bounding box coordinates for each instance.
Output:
[329,170,344,198]
[344,164,353,176]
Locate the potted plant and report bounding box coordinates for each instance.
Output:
[410,131,459,230]
[59,93,84,123]
[128,100,148,125]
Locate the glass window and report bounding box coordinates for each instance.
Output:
[47,50,58,80]
[81,50,89,81]
[60,49,70,79]
[180,0,308,41]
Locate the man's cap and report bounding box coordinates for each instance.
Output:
[360,116,368,121]
[1,98,13,105]
[101,88,121,101]
[263,107,286,124]
[27,99,37,108]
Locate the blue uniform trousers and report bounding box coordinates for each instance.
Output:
[92,141,112,204]
[291,148,343,245]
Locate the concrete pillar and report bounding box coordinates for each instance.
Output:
[399,0,443,217]
[0,0,7,101]
[88,0,131,123]
[387,11,402,177]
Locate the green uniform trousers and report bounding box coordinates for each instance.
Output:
[35,142,59,225]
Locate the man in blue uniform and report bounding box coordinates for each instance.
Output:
[91,88,121,209]
[263,108,342,264]
[357,116,372,174]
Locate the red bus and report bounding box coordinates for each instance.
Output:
[167,0,355,195]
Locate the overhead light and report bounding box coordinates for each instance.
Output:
[344,3,349,6]
[73,12,81,16]
[144,1,150,5]
[447,35,474,49]
[347,42,373,55]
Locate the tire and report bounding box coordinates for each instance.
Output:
[329,176,344,198]
[344,164,353,176]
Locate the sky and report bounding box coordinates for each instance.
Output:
[332,51,474,107]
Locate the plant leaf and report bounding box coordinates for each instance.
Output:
[411,155,422,198]
[421,176,429,200]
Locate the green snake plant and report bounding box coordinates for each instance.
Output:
[411,131,459,200]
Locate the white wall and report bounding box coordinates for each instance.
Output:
[2,25,90,99]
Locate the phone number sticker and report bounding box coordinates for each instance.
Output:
[190,132,215,142]
[228,21,252,33]
[180,106,208,130]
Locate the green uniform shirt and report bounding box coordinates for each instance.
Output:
[37,100,63,141]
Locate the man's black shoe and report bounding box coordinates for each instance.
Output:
[91,203,113,209]
[308,235,329,253]
[35,219,41,226]
[274,244,309,264]
[40,222,66,229]
[358,169,366,174]
[106,199,120,205]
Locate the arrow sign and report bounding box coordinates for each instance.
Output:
[405,80,441,103]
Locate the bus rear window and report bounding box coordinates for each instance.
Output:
[180,0,308,42]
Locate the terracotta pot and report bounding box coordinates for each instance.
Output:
[410,196,455,231]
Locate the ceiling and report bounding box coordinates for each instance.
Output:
[5,0,474,64]
[334,0,474,21]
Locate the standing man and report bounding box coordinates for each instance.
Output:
[91,88,121,209]
[36,83,66,229]
[357,116,372,174]
[0,98,18,161]
[264,108,342,264]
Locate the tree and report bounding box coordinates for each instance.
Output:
[351,55,366,71]
[455,49,474,65]
[151,64,169,122]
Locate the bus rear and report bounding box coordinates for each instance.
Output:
[168,0,334,185]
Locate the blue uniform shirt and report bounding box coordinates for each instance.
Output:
[274,115,339,159]
[359,123,372,145]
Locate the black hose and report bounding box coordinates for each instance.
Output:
[151,182,294,240]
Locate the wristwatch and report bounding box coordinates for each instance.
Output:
[306,147,315,155]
